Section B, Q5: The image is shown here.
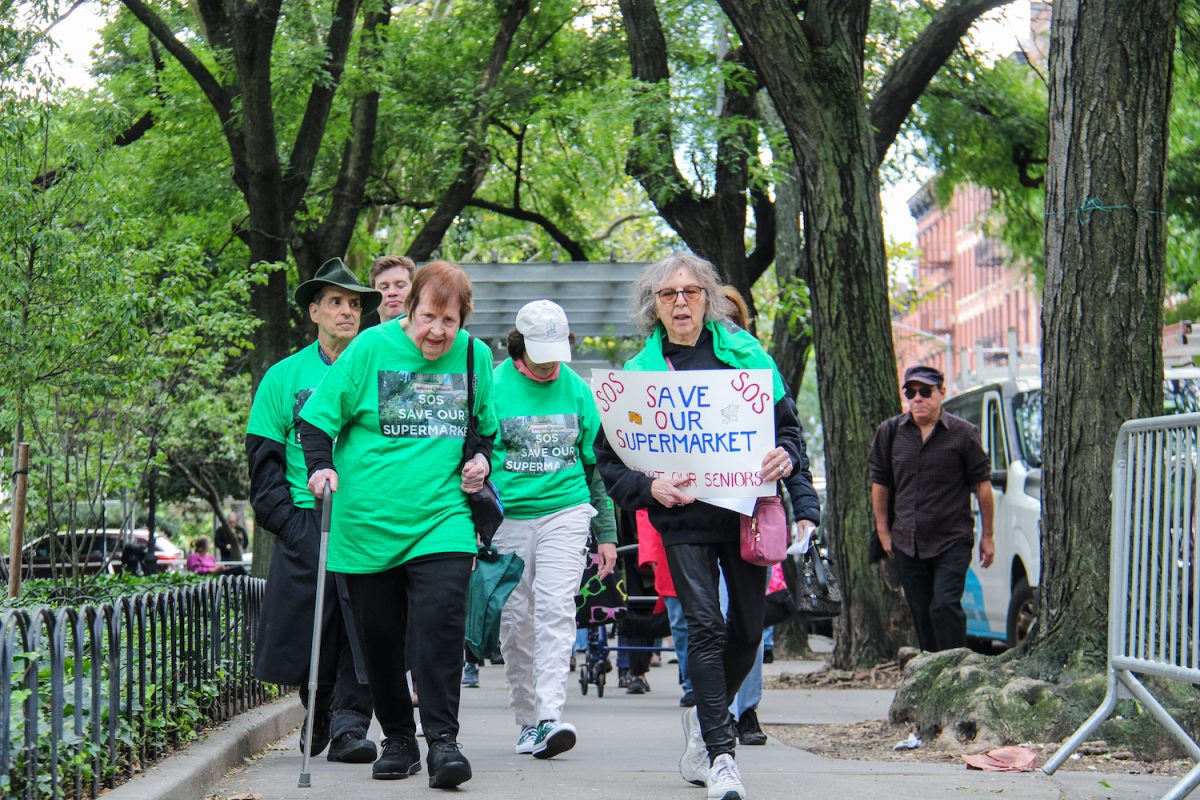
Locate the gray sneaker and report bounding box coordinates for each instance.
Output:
[679,707,707,786]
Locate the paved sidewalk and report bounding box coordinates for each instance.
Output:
[195,654,1183,800]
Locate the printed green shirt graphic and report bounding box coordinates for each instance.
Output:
[245,341,328,509]
[490,358,605,519]
[298,325,497,573]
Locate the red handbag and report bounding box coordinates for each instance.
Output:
[740,494,788,566]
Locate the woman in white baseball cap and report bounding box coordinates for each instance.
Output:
[488,299,619,760]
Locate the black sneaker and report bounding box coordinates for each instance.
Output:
[737,708,768,746]
[679,691,696,708]
[328,732,378,763]
[372,736,421,780]
[626,675,649,694]
[298,707,331,757]
[618,668,631,688]
[427,738,472,788]
[763,648,774,664]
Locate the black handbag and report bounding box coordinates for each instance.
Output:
[463,336,504,547]
[574,541,628,628]
[795,545,843,620]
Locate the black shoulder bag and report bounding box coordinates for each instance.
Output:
[463,336,504,547]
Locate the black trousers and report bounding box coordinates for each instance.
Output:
[342,555,473,742]
[298,626,372,739]
[892,538,974,652]
[665,539,767,759]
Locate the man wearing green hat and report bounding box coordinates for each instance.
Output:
[246,258,382,763]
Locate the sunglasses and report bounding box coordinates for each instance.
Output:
[903,385,936,399]
[655,286,705,304]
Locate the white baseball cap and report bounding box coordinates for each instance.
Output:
[516,300,573,364]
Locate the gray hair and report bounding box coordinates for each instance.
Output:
[630,252,731,334]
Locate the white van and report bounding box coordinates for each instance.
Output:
[941,369,1200,647]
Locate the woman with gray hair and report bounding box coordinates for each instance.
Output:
[595,253,803,800]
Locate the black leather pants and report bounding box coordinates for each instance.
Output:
[665,539,767,759]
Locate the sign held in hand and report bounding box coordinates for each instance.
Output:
[591,368,777,498]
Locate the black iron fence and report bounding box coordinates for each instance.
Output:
[0,576,273,799]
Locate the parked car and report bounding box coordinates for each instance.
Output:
[19,528,187,579]
[20,530,126,579]
[942,367,1200,647]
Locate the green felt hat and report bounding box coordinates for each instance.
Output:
[294,257,382,316]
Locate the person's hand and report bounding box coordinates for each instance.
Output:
[307,469,338,497]
[796,519,817,548]
[979,533,995,568]
[878,528,893,558]
[758,446,793,482]
[650,476,695,508]
[597,542,617,579]
[461,453,490,493]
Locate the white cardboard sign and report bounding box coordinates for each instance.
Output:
[590,368,777,499]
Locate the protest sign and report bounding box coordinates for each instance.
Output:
[591,368,777,499]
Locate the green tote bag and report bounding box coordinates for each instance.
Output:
[465,545,525,661]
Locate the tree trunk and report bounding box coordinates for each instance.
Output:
[802,99,907,668]
[1037,0,1174,669]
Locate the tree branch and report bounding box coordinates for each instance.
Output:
[282,0,363,219]
[869,0,1015,164]
[117,0,233,128]
[405,0,531,260]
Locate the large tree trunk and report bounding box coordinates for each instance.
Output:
[1037,0,1174,669]
[716,0,1015,667]
[801,92,906,668]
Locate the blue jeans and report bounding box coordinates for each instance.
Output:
[664,596,691,694]
[763,625,774,651]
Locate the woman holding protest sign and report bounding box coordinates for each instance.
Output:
[298,261,497,788]
[488,299,618,759]
[594,253,803,800]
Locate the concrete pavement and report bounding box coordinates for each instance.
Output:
[147,651,1184,800]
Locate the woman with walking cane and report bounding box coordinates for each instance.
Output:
[299,260,498,789]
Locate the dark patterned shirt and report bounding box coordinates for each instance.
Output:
[868,411,990,559]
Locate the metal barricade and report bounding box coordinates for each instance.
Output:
[1045,413,1200,799]
[0,575,270,799]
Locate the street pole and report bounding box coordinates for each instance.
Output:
[8,443,30,598]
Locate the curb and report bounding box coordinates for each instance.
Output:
[104,694,305,800]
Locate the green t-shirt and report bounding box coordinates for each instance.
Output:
[245,341,328,509]
[490,358,608,519]
[298,326,499,573]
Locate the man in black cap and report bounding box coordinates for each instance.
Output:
[867,364,994,651]
[246,258,381,762]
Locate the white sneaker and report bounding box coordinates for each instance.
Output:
[706,753,746,800]
[514,724,538,754]
[532,719,577,759]
[679,707,707,786]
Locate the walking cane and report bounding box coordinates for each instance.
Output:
[298,480,332,788]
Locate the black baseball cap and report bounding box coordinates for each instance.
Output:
[903,365,944,386]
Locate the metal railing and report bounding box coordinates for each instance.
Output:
[1045,413,1200,799]
[0,576,271,799]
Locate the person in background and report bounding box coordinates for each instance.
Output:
[299,260,497,788]
[215,512,248,563]
[245,258,380,765]
[868,364,994,651]
[596,253,803,800]
[186,536,219,574]
[636,509,694,707]
[489,299,618,758]
[371,254,416,323]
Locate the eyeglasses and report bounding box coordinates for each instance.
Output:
[903,385,936,399]
[656,286,705,304]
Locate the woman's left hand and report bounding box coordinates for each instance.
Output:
[596,542,618,579]
[461,453,490,493]
[758,447,793,482]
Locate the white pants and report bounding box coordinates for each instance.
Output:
[494,503,594,725]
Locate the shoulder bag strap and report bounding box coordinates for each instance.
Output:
[465,335,476,432]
